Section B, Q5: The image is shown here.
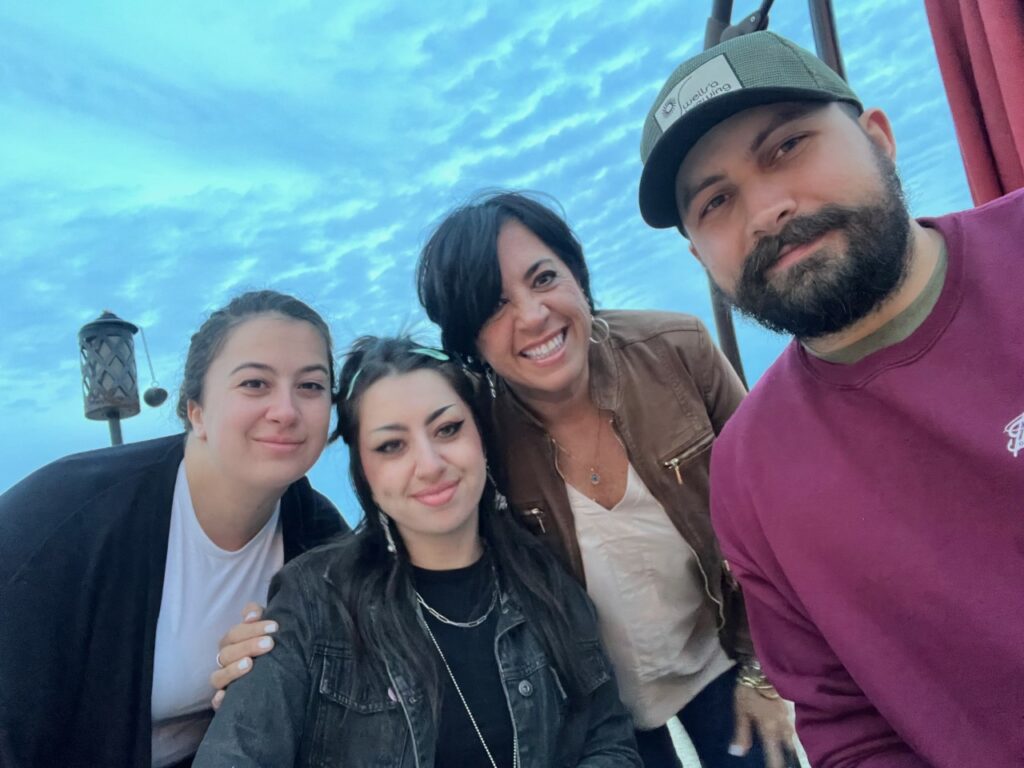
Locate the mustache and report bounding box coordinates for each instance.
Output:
[745,205,859,278]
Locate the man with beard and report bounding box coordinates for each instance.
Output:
[637,31,1024,768]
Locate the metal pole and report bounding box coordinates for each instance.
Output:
[705,0,734,48]
[807,0,847,79]
[701,0,749,387]
[694,0,844,388]
[107,413,123,446]
[710,292,747,385]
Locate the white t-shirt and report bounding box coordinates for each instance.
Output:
[566,463,733,729]
[150,461,284,767]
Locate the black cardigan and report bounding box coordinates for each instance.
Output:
[0,434,348,768]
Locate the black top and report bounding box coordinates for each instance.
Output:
[412,552,513,768]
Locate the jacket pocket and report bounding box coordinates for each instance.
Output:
[659,429,714,486]
[549,640,616,765]
[317,647,397,713]
[307,645,407,767]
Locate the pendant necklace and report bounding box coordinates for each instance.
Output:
[552,408,607,487]
[588,411,602,485]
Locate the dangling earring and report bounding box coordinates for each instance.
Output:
[484,366,498,398]
[379,511,398,554]
[589,315,611,344]
[484,461,509,512]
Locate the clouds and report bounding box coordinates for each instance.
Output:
[0,0,974,515]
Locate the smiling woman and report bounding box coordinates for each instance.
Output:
[357,367,488,567]
[181,311,336,549]
[0,290,348,768]
[417,191,798,768]
[193,335,641,768]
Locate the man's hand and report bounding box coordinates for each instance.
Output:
[731,681,796,768]
[209,603,278,710]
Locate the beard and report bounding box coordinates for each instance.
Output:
[729,148,912,340]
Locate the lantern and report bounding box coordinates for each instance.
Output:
[79,311,141,446]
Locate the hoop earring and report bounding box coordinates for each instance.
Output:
[378,511,398,554]
[589,315,611,344]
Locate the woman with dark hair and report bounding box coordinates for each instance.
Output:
[194,336,640,768]
[416,192,795,768]
[0,290,347,768]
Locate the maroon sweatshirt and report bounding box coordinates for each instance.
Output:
[710,189,1024,768]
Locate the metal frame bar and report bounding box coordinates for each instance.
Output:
[703,0,748,387]
[807,0,846,78]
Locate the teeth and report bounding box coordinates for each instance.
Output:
[523,331,565,360]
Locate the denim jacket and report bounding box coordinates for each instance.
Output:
[194,538,641,768]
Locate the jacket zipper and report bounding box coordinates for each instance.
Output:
[657,430,724,629]
[523,507,546,534]
[385,662,422,768]
[661,431,714,485]
[682,536,726,631]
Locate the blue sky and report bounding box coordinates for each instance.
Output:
[0,1,971,521]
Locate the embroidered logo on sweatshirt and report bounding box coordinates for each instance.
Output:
[1005,412,1024,458]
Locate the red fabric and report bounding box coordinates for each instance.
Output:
[925,0,1024,203]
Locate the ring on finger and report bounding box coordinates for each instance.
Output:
[216,652,225,669]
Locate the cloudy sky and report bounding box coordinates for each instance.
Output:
[1,1,972,521]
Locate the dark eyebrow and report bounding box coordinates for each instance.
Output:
[372,404,455,434]
[523,258,555,280]
[747,102,822,156]
[230,362,275,376]
[679,174,726,217]
[679,102,824,218]
[229,362,330,377]
[426,404,454,424]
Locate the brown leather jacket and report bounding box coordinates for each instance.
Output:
[487,309,754,659]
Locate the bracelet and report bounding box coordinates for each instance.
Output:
[737,659,782,700]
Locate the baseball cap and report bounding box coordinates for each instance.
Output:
[638,31,862,229]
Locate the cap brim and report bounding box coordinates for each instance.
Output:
[638,87,843,229]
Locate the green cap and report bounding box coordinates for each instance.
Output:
[638,31,862,229]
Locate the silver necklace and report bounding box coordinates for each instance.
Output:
[415,587,498,628]
[419,608,520,768]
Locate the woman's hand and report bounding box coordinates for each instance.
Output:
[731,681,795,768]
[209,603,278,710]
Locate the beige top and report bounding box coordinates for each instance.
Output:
[566,464,733,729]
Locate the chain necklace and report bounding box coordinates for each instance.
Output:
[551,409,609,486]
[415,586,498,628]
[418,604,520,768]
